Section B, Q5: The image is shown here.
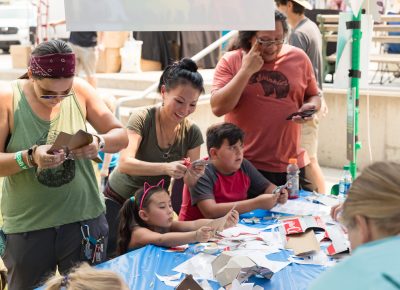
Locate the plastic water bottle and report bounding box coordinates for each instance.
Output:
[286,158,299,199]
[338,165,352,201]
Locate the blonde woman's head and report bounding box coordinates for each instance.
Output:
[341,161,400,249]
[44,263,129,290]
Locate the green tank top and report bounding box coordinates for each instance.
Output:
[2,80,105,234]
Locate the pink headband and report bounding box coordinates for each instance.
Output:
[140,179,165,210]
[29,53,75,78]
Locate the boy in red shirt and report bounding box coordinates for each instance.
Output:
[179,123,287,220]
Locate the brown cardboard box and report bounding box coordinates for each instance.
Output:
[96,48,121,73]
[10,45,32,69]
[102,32,129,48]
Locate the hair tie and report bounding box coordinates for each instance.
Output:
[140,179,165,210]
[60,274,69,288]
[130,196,135,203]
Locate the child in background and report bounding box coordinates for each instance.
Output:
[98,94,120,190]
[117,180,239,254]
[44,262,129,290]
[179,122,288,221]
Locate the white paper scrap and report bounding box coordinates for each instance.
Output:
[219,224,262,237]
[155,272,182,282]
[259,231,285,248]
[247,252,290,273]
[288,251,336,267]
[271,200,331,216]
[172,253,217,281]
[231,279,254,290]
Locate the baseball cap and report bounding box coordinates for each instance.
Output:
[291,0,313,9]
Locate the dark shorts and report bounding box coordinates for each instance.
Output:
[2,214,108,290]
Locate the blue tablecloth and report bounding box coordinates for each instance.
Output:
[96,190,327,290]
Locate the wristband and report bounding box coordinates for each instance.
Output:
[93,134,105,152]
[14,151,29,170]
[27,145,38,167]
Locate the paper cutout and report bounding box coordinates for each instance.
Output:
[271,200,331,216]
[173,253,217,281]
[48,129,102,163]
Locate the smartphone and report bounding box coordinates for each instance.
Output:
[286,109,317,120]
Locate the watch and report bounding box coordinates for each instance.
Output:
[93,134,105,152]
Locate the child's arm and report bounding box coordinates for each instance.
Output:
[129,225,213,249]
[172,209,239,232]
[196,192,279,219]
[100,153,112,177]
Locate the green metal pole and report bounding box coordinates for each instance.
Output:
[348,11,362,179]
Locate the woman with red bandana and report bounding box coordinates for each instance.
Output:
[0,39,128,290]
[104,58,206,205]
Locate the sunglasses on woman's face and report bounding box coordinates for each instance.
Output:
[35,81,73,99]
[40,94,73,99]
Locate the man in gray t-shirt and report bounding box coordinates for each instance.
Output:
[275,0,328,194]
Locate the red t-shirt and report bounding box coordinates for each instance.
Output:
[179,159,270,221]
[212,45,319,172]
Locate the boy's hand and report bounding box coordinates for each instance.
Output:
[277,188,288,204]
[256,194,279,210]
[195,226,213,243]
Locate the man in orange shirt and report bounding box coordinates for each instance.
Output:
[211,10,321,190]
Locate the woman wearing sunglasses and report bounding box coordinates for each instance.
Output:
[0,39,128,290]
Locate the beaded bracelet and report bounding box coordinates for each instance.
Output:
[14,151,29,170]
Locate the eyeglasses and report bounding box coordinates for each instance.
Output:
[35,81,73,99]
[257,38,285,47]
[40,94,73,99]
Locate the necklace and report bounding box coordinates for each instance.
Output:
[157,108,179,159]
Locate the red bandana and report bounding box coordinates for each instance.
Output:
[29,53,75,78]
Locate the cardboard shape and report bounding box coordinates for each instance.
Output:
[285,229,320,256]
[175,274,203,290]
[324,224,350,255]
[48,130,102,163]
[211,251,282,286]
[282,216,326,235]
[213,254,256,286]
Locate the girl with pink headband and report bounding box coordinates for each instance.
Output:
[117,179,239,254]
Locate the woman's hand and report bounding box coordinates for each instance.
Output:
[164,161,187,179]
[70,138,99,160]
[195,226,213,243]
[331,203,343,221]
[34,145,65,169]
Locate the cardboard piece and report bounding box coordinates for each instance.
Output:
[285,230,320,256]
[175,274,203,290]
[211,252,277,286]
[282,216,326,235]
[324,224,350,256]
[10,45,31,69]
[48,130,102,163]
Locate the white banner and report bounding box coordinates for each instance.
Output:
[65,0,275,31]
